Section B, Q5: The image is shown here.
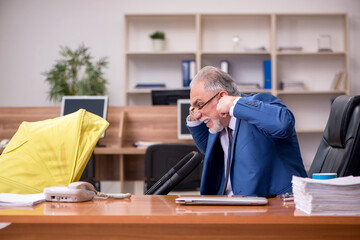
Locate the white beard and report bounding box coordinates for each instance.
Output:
[209,118,224,133]
[201,117,224,134]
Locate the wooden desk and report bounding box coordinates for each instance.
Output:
[94,146,147,192]
[0,195,359,240]
[95,106,193,192]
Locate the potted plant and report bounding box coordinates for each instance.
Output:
[44,44,108,103]
[149,31,166,51]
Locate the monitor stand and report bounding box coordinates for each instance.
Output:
[96,140,106,148]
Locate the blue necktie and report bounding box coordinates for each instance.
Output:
[223,127,233,194]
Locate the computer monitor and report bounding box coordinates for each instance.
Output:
[152,89,190,105]
[177,99,193,140]
[61,96,109,138]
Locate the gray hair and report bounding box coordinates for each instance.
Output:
[190,66,240,96]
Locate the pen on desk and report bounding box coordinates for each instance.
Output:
[282,196,294,202]
[280,193,294,201]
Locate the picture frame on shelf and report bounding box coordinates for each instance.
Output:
[318,34,333,52]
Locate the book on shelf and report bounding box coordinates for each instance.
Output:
[182,59,196,87]
[331,71,347,91]
[135,83,166,88]
[263,59,271,89]
[318,48,333,53]
[220,60,229,73]
[280,81,306,91]
[244,46,266,51]
[237,83,261,90]
[278,46,303,51]
[292,175,360,215]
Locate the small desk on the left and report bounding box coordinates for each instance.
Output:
[0,106,194,192]
[94,146,146,192]
[94,105,193,192]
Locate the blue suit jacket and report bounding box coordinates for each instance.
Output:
[187,93,307,196]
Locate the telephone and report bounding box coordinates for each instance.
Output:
[44,181,131,202]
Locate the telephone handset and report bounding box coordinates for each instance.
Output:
[44,181,131,202]
[69,181,98,191]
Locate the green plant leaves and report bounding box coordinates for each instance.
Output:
[44,44,108,102]
[149,31,165,40]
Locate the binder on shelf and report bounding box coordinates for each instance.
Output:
[220,60,229,73]
[263,60,271,89]
[189,60,196,81]
[182,59,196,87]
[135,83,166,88]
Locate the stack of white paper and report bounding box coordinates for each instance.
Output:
[292,176,360,215]
[0,193,45,207]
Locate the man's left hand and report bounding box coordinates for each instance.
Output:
[217,95,238,118]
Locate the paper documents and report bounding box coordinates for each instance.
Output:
[292,176,360,215]
[0,193,45,207]
[132,141,162,148]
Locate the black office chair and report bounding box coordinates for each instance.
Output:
[308,95,360,177]
[144,143,203,194]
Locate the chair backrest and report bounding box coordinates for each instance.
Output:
[308,95,360,177]
[144,144,203,193]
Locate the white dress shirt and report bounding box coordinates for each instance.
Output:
[187,97,240,196]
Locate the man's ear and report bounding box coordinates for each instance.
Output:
[219,90,229,97]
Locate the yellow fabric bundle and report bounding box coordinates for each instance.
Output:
[0,109,109,194]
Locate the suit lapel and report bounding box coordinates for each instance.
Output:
[229,119,241,167]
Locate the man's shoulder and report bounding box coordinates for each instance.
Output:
[239,92,288,108]
[241,92,280,102]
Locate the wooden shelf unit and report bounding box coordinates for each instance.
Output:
[123,13,349,168]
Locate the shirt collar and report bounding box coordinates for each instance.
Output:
[228,116,236,131]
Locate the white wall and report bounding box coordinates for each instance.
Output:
[0,0,359,107]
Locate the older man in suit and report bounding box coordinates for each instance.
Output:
[187,66,307,196]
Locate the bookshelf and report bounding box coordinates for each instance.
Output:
[123,13,349,168]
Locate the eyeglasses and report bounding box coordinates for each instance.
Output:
[190,91,220,115]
